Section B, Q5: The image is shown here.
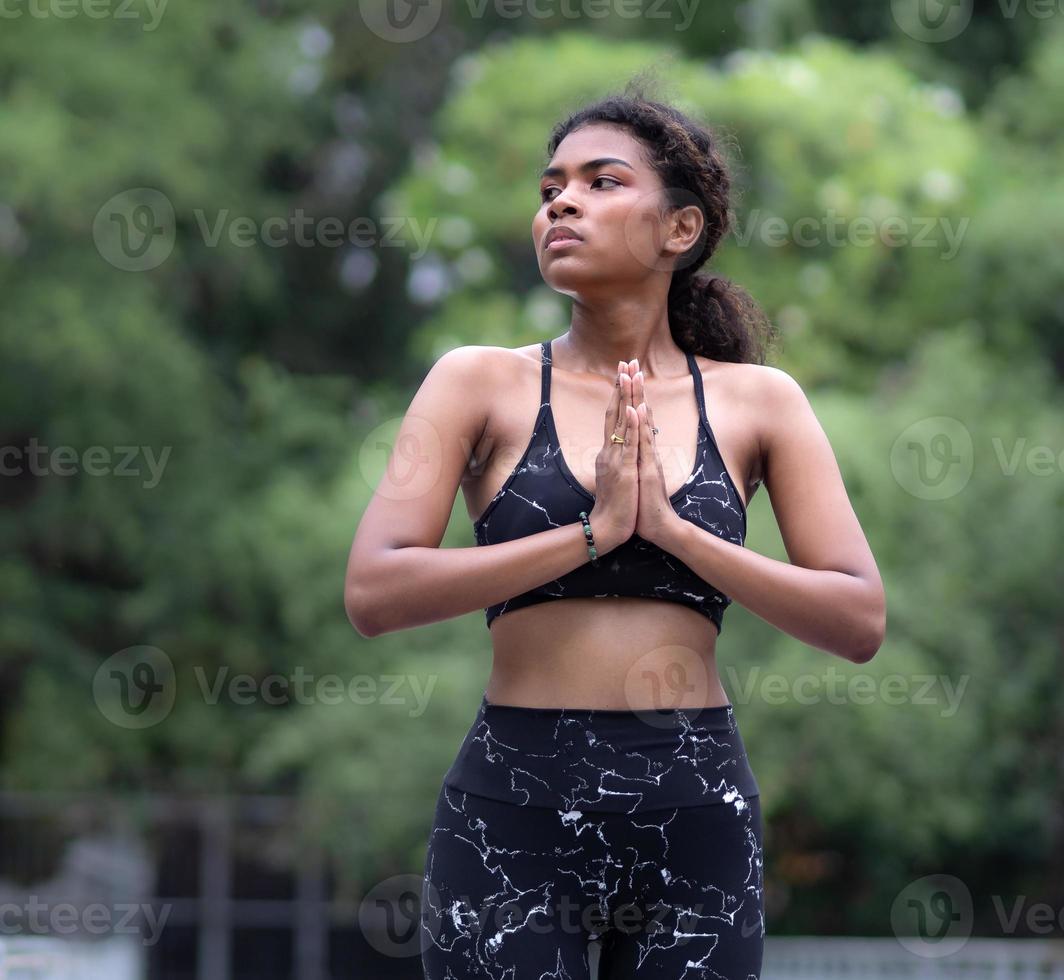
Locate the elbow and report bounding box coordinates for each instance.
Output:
[344,582,380,639]
[848,633,882,664]
[849,595,886,664]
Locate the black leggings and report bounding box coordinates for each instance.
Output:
[420,695,765,979]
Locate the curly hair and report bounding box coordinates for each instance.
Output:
[544,78,780,365]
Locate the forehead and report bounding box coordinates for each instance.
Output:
[546,123,650,173]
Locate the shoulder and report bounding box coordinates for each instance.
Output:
[692,358,811,458]
[427,343,539,378]
[691,356,805,406]
[745,362,807,405]
[420,345,541,436]
[425,344,495,376]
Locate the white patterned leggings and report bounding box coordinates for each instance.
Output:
[420,696,765,978]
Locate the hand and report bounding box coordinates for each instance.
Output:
[630,368,683,548]
[587,361,639,554]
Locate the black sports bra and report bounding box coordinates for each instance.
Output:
[473,340,747,632]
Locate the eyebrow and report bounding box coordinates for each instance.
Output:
[539,157,635,180]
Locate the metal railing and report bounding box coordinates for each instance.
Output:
[761,937,1064,979]
[0,936,143,980]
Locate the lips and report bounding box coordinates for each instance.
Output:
[544,226,584,250]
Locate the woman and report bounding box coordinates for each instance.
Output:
[345,90,886,978]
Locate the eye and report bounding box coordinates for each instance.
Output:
[540,175,621,203]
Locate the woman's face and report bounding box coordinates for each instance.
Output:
[533,123,685,299]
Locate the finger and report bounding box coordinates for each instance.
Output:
[624,405,638,460]
[634,371,651,450]
[620,369,633,443]
[637,401,649,462]
[610,372,632,451]
[604,361,625,444]
[621,361,629,423]
[632,368,644,409]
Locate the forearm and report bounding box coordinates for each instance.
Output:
[661,517,884,663]
[350,520,597,637]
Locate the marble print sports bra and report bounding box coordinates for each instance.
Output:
[473,340,747,633]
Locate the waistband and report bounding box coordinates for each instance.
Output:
[442,693,760,815]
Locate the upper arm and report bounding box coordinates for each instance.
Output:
[759,366,882,588]
[346,346,492,583]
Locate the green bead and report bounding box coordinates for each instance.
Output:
[588,546,598,559]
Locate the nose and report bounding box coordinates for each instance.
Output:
[548,188,581,221]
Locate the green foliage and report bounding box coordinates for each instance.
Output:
[2,8,1062,937]
[389,35,1002,389]
[732,325,1064,928]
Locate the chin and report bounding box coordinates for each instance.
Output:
[541,262,617,293]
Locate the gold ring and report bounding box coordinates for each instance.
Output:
[610,433,624,444]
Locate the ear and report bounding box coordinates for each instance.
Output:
[665,202,704,257]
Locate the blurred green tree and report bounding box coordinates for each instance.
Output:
[2,12,1061,935]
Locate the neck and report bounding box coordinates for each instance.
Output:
[555,301,687,380]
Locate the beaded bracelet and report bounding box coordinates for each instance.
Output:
[578,511,600,568]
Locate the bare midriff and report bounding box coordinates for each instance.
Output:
[483,595,731,710]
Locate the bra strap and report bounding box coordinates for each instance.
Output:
[541,340,552,405]
[686,350,724,453]
[685,351,708,424]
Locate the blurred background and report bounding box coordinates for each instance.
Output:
[2,0,1063,977]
